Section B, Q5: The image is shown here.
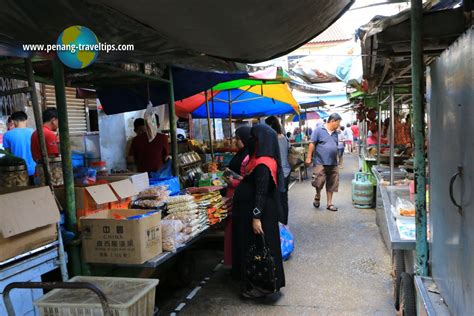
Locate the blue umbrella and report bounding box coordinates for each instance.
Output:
[189,87,299,119]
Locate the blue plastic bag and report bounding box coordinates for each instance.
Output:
[149,176,180,196]
[279,223,295,261]
[150,160,173,179]
[73,167,96,185]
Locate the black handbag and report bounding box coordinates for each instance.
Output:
[244,235,277,294]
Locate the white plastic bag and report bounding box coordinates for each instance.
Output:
[161,220,185,252]
[395,197,416,217]
[144,101,160,142]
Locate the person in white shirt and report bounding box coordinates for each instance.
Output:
[337,126,346,167]
[344,123,353,153]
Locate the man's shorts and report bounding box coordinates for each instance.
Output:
[338,148,344,157]
[311,165,339,193]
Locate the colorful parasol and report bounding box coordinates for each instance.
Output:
[176,82,300,118]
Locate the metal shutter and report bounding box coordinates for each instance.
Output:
[43,85,87,135]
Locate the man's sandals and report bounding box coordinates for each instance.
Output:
[313,196,338,211]
[313,196,320,208]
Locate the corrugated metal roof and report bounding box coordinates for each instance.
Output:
[308,21,353,44]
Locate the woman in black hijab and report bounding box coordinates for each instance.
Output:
[224,126,252,268]
[227,126,252,175]
[232,124,285,298]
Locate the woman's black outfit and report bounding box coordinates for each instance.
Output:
[281,174,291,225]
[227,126,251,174]
[232,124,285,295]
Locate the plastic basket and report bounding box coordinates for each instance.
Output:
[34,276,159,316]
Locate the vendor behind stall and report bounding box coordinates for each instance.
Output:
[128,117,169,173]
[31,108,60,161]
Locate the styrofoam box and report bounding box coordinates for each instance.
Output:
[35,276,159,316]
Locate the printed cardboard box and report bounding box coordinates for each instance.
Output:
[81,209,162,264]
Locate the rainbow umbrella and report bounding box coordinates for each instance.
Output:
[176,82,300,119]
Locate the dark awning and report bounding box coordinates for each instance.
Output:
[97,67,248,114]
[358,0,468,92]
[0,0,353,69]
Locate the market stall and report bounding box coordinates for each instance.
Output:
[0,59,236,307]
[175,75,300,176]
[0,60,305,311]
[358,1,470,314]
[0,0,359,313]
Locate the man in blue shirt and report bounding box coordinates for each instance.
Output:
[305,113,342,211]
[3,111,36,179]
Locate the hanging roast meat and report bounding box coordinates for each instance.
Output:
[368,121,378,133]
[367,109,377,121]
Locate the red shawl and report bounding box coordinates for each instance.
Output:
[245,155,278,186]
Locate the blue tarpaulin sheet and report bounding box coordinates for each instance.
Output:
[97,67,247,115]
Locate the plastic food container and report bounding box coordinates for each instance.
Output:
[91,161,109,176]
[35,276,159,316]
[36,157,63,186]
[0,165,29,188]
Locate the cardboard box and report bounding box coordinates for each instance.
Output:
[0,186,59,262]
[55,184,118,226]
[108,179,139,209]
[81,209,162,264]
[75,184,118,215]
[97,173,149,192]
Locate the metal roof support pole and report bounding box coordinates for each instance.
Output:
[167,67,178,176]
[305,109,308,133]
[52,59,81,277]
[228,90,233,139]
[205,90,214,160]
[411,0,428,276]
[24,58,52,186]
[389,86,395,185]
[377,90,382,166]
[298,115,302,143]
[211,89,217,141]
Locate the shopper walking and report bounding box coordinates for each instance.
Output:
[344,123,353,153]
[305,113,342,212]
[337,126,345,168]
[265,115,291,225]
[351,121,360,153]
[224,126,252,268]
[232,124,285,298]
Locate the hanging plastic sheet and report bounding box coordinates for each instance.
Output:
[0,0,354,65]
